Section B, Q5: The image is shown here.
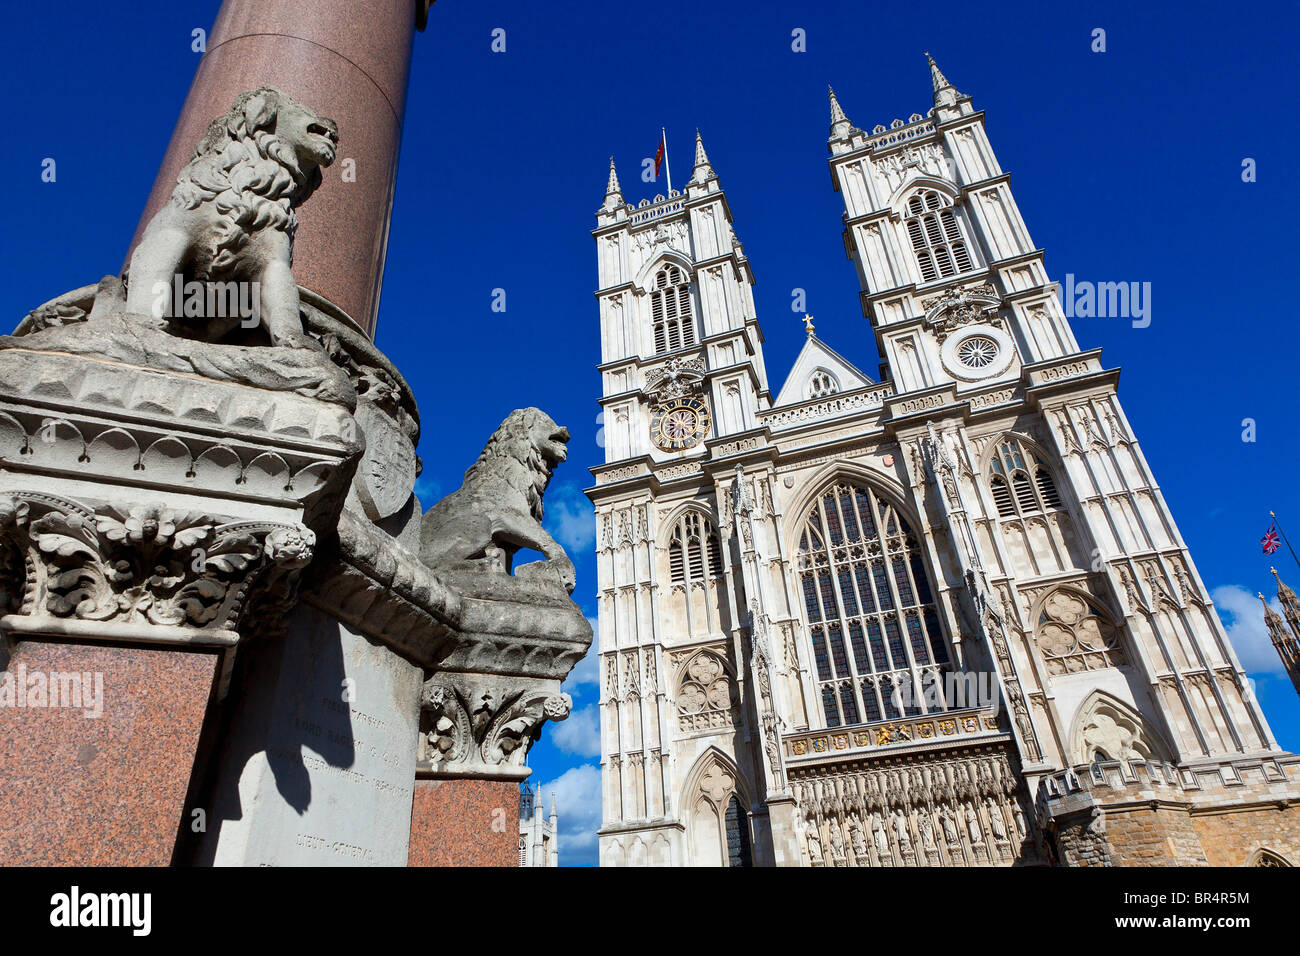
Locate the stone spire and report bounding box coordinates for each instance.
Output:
[1260,590,1300,697]
[828,85,853,141]
[602,156,624,210]
[1273,567,1300,635]
[690,129,715,184]
[926,51,964,115]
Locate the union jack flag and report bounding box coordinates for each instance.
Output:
[1262,524,1281,555]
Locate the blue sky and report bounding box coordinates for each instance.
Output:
[5,0,1299,866]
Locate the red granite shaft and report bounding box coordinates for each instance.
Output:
[125,0,422,338]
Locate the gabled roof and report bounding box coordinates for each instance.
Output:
[773,331,875,407]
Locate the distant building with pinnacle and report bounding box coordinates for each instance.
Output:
[1262,568,1300,697]
[519,783,558,866]
[588,54,1300,867]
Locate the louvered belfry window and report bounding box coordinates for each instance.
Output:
[670,512,723,585]
[988,438,1064,518]
[650,266,695,354]
[905,190,974,283]
[795,481,952,728]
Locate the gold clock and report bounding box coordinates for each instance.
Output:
[651,396,711,451]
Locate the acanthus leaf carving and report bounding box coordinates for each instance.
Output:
[0,492,312,637]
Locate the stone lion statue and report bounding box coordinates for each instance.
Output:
[419,408,576,594]
[122,86,338,348]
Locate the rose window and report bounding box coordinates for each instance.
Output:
[955,335,998,369]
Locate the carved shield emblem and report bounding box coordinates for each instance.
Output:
[353,403,416,520]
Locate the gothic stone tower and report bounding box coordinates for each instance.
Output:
[588,59,1300,868]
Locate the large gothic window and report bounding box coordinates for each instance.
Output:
[669,512,723,585]
[650,265,696,354]
[795,480,951,728]
[988,437,1062,519]
[904,190,974,283]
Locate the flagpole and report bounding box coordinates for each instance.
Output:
[1271,511,1300,571]
[662,126,673,194]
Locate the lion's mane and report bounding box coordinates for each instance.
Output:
[462,408,555,521]
[170,87,326,278]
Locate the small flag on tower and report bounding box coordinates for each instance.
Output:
[1263,523,1281,555]
[654,131,666,180]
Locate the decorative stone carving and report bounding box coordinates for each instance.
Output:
[675,651,735,732]
[644,356,705,400]
[0,491,311,638]
[789,745,1038,867]
[417,674,572,780]
[125,87,338,348]
[1035,587,1125,674]
[921,282,1002,343]
[418,407,576,594]
[4,90,354,408]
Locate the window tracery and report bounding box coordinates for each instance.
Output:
[795,479,952,727]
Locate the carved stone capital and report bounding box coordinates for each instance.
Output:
[0,490,312,642]
[417,672,571,781]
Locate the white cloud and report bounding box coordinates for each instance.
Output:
[544,483,595,554]
[533,763,601,866]
[1212,584,1285,675]
[550,703,601,758]
[413,475,442,506]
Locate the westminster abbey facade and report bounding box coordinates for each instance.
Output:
[587,57,1300,867]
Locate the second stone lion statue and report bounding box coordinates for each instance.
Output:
[123,86,338,348]
[419,408,577,594]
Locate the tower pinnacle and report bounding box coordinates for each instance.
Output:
[828,85,853,140]
[1273,567,1300,633]
[1261,590,1300,697]
[603,156,623,211]
[925,51,963,114]
[690,129,715,184]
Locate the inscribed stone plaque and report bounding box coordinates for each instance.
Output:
[202,604,421,866]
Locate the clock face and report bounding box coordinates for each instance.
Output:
[651,396,711,451]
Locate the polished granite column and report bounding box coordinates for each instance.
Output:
[126,0,431,338]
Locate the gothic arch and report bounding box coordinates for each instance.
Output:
[786,469,953,728]
[1247,847,1292,867]
[807,367,840,399]
[781,460,917,547]
[887,175,960,218]
[976,430,1061,483]
[680,746,752,867]
[633,249,695,292]
[673,647,738,733]
[1068,690,1173,765]
[658,501,722,536]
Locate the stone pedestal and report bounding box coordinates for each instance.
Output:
[197,605,423,866]
[0,635,221,865]
[408,779,519,867]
